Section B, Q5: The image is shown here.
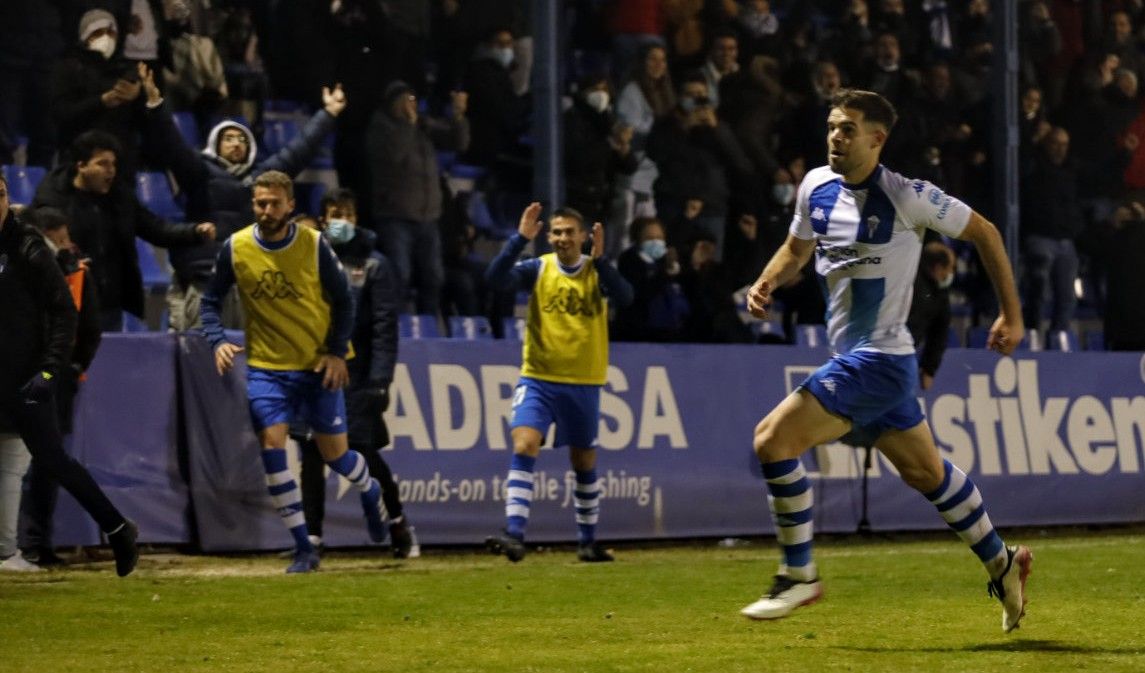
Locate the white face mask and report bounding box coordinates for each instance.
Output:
[772,183,796,205]
[937,273,955,289]
[88,34,116,60]
[494,47,514,69]
[585,90,610,113]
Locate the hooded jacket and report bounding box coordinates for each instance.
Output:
[31,165,202,317]
[145,103,337,283]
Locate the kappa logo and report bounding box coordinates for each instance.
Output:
[866,215,881,239]
[332,416,343,426]
[251,270,303,300]
[911,180,925,196]
[811,206,827,221]
[821,378,837,395]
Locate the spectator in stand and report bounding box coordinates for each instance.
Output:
[663,0,707,73]
[719,54,786,188]
[858,32,918,108]
[213,3,268,130]
[1019,1,1061,98]
[736,0,783,62]
[31,129,215,331]
[701,29,740,110]
[646,71,756,260]
[785,60,844,170]
[367,81,469,317]
[678,230,751,343]
[141,68,345,330]
[463,27,530,173]
[51,10,148,185]
[121,0,168,76]
[1099,199,1145,351]
[0,174,139,577]
[605,0,666,83]
[564,73,638,245]
[613,44,675,254]
[17,207,103,568]
[908,240,956,390]
[1102,10,1145,86]
[871,0,919,66]
[0,0,64,166]
[1018,85,1051,163]
[826,0,875,70]
[160,0,229,142]
[613,216,689,342]
[1020,127,1084,337]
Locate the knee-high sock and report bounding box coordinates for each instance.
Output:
[261,448,311,552]
[505,454,535,541]
[763,458,816,581]
[926,459,1007,575]
[574,468,600,545]
[326,449,378,496]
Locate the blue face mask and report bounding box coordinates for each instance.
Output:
[772,183,796,205]
[641,238,667,261]
[324,218,355,244]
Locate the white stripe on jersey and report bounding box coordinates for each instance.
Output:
[789,164,971,355]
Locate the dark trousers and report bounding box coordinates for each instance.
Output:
[1022,234,1079,333]
[377,216,444,316]
[298,439,403,539]
[0,391,123,535]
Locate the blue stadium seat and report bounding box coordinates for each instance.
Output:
[792,323,827,348]
[121,311,150,332]
[1085,330,1105,351]
[171,111,201,148]
[398,314,441,339]
[136,171,185,221]
[502,316,526,340]
[293,181,328,217]
[1045,329,1080,352]
[264,99,310,115]
[262,119,300,156]
[947,325,962,348]
[436,151,457,172]
[449,163,487,180]
[448,315,494,340]
[750,320,786,342]
[136,237,169,291]
[966,326,989,349]
[3,164,46,206]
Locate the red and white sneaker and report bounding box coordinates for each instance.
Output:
[740,575,823,620]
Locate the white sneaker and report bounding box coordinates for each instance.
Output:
[740,575,823,620]
[0,551,45,573]
[988,545,1033,633]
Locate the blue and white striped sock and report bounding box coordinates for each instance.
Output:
[505,454,536,541]
[327,450,378,499]
[574,468,600,545]
[926,459,1007,574]
[762,459,816,582]
[261,448,312,552]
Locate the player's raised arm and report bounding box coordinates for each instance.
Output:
[955,211,1023,355]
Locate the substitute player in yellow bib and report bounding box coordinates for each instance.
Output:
[200,171,387,573]
[484,203,633,562]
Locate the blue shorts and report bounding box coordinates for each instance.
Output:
[247,367,347,435]
[800,350,924,447]
[511,377,600,449]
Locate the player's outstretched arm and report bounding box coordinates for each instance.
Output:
[957,211,1023,355]
[747,234,815,319]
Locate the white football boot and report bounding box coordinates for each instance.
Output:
[740,575,823,620]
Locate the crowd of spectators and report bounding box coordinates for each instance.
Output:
[0,1,1143,350]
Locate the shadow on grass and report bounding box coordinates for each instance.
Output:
[833,640,1144,655]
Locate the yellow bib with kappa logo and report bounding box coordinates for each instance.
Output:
[231,224,332,370]
[522,254,609,385]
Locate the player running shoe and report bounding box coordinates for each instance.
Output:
[576,541,614,563]
[485,530,527,563]
[286,548,321,574]
[988,545,1033,633]
[740,574,823,620]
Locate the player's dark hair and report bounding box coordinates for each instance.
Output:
[552,206,586,229]
[831,88,898,131]
[26,206,69,233]
[629,216,662,242]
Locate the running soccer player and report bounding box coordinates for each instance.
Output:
[483,203,634,563]
[739,90,1033,632]
[200,171,387,573]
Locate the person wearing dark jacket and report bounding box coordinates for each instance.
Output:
[32,130,214,330]
[462,28,529,169]
[295,189,414,558]
[367,80,469,317]
[16,207,104,566]
[51,10,148,185]
[563,73,638,230]
[612,216,689,342]
[0,0,64,166]
[0,174,138,577]
[141,68,344,329]
[907,240,956,390]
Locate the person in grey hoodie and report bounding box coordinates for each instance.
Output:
[141,66,347,329]
[366,80,469,317]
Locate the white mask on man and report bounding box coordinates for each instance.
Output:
[585,90,610,113]
[88,34,116,59]
[494,47,514,69]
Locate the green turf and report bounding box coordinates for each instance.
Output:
[2,532,1143,673]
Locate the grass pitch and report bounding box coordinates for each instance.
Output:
[2,530,1143,673]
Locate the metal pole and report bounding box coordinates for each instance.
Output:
[993,0,1020,274]
[533,0,563,215]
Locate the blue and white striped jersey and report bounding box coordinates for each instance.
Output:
[790,164,971,355]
